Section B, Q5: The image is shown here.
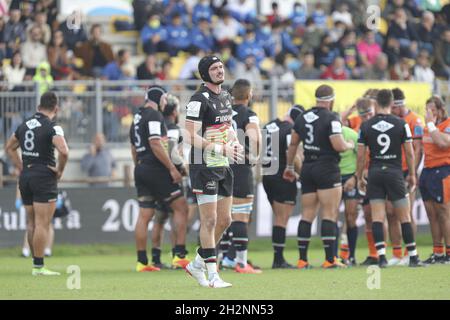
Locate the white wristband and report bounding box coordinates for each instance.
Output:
[427,122,437,133]
[286,164,294,171]
[213,144,223,154]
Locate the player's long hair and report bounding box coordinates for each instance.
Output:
[426,96,448,122]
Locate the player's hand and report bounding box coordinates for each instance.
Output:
[344,175,356,193]
[170,166,182,184]
[358,176,367,195]
[47,166,63,180]
[223,142,245,164]
[406,174,416,193]
[177,164,188,177]
[14,165,22,177]
[283,168,296,183]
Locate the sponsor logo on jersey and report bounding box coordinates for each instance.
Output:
[371,120,394,133]
[25,119,42,130]
[303,112,319,123]
[133,114,142,125]
[186,101,202,117]
[215,114,232,123]
[205,181,216,190]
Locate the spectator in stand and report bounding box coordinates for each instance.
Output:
[166,13,191,56]
[191,17,215,53]
[416,11,437,55]
[0,16,6,61]
[413,50,435,89]
[329,20,346,43]
[81,133,117,187]
[47,30,72,80]
[432,28,450,79]
[75,24,114,78]
[320,56,349,80]
[314,34,340,70]
[382,0,419,22]
[137,54,157,80]
[234,54,263,92]
[338,29,362,79]
[164,0,189,25]
[331,3,353,28]
[33,61,53,95]
[4,9,26,59]
[236,28,266,67]
[27,10,51,45]
[363,52,389,80]
[300,17,324,54]
[390,56,413,80]
[3,51,26,90]
[140,14,169,55]
[295,51,321,79]
[59,13,88,50]
[227,0,257,24]
[256,20,275,57]
[101,49,130,81]
[311,2,327,29]
[289,1,307,30]
[132,0,161,31]
[35,0,58,31]
[386,8,419,60]
[213,11,242,48]
[20,1,34,26]
[157,59,173,80]
[179,47,204,80]
[267,2,282,26]
[192,0,213,24]
[21,26,48,74]
[219,44,238,76]
[269,53,296,86]
[357,29,382,68]
[271,21,299,56]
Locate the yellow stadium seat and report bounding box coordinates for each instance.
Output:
[169,55,187,79]
[379,18,388,36]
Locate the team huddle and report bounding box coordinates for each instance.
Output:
[5,55,450,287]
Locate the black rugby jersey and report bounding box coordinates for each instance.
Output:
[130,106,169,168]
[293,107,342,163]
[231,104,259,167]
[358,113,412,169]
[185,84,233,168]
[262,118,293,176]
[14,112,64,167]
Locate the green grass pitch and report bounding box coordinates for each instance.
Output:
[1,236,449,300]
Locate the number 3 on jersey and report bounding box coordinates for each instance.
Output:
[305,124,314,144]
[377,133,391,154]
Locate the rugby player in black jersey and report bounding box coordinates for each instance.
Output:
[5,92,69,275]
[184,55,244,288]
[284,85,354,269]
[356,89,425,268]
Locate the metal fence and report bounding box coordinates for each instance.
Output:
[1,78,449,147]
[0,79,293,146]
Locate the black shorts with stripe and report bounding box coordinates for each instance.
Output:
[262,174,298,205]
[134,162,182,208]
[19,164,58,205]
[189,165,233,197]
[300,160,341,194]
